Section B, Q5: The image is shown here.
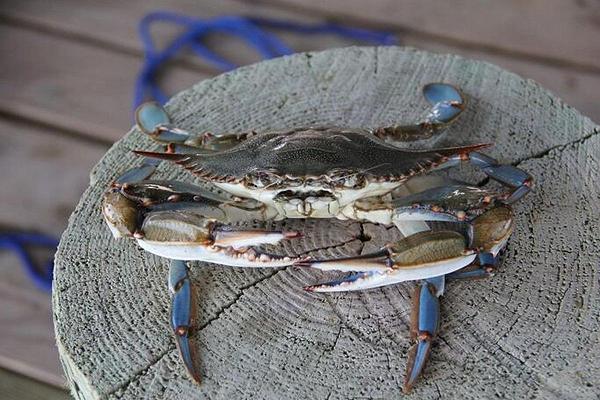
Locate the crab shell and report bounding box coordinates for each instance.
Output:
[137,128,488,219]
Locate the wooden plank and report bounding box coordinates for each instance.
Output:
[0,24,208,143]
[3,0,599,125]
[259,0,600,72]
[0,367,70,400]
[0,118,107,236]
[0,117,107,387]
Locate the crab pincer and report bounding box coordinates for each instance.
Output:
[132,210,302,267]
[300,230,476,292]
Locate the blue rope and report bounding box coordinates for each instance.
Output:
[134,11,397,109]
[0,233,58,292]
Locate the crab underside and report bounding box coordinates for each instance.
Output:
[102,83,532,392]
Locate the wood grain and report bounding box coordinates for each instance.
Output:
[53,47,599,399]
[0,0,360,70]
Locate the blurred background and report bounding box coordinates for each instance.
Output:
[0,1,598,398]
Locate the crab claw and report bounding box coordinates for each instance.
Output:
[212,229,302,248]
[299,231,476,292]
[422,83,466,125]
[101,191,139,238]
[135,102,203,145]
[137,210,301,267]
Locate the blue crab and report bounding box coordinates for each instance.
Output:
[102,83,532,392]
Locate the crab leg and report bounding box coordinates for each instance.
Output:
[447,252,498,280]
[404,275,443,393]
[373,83,466,142]
[136,102,254,151]
[429,151,532,205]
[469,152,533,204]
[386,154,531,226]
[169,259,201,383]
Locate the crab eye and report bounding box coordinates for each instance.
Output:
[254,178,266,188]
[343,176,357,188]
[338,175,365,189]
[247,172,282,188]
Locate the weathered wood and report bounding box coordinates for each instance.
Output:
[53,47,599,399]
[0,0,355,71]
[0,367,70,400]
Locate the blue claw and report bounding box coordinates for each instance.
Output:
[423,83,464,105]
[427,101,464,124]
[135,102,170,134]
[404,278,442,393]
[114,103,173,185]
[169,260,201,383]
[135,102,196,144]
[423,83,465,124]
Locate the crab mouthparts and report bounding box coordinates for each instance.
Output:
[273,189,335,202]
[273,189,338,217]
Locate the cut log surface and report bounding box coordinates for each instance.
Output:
[53,47,600,399]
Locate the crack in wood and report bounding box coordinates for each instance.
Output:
[106,344,176,397]
[196,268,285,332]
[514,128,599,166]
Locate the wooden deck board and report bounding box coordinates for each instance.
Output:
[0,118,107,235]
[0,24,207,143]
[0,257,63,388]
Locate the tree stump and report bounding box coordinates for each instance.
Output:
[53,47,599,399]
